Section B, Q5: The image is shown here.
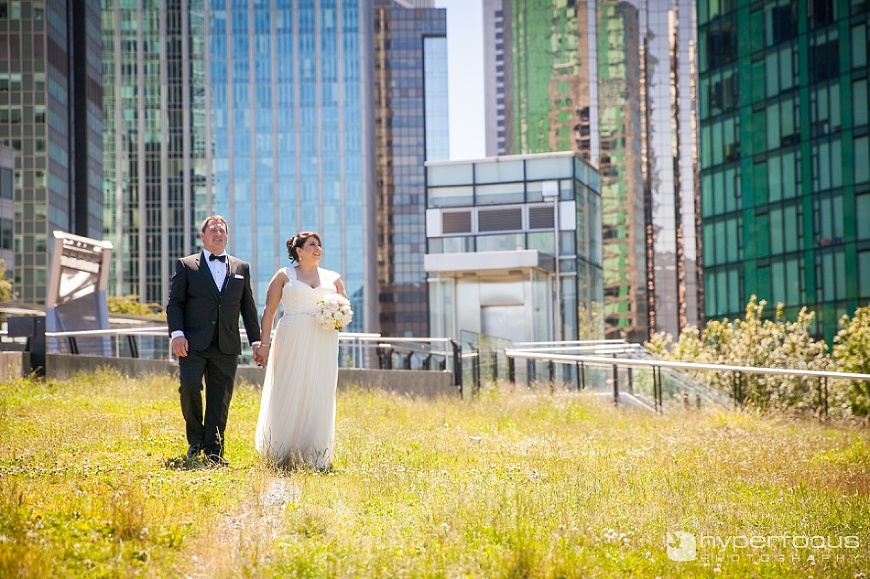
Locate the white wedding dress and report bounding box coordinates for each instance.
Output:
[255,266,342,470]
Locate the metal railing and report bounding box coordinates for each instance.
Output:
[456,330,513,393]
[504,346,870,416]
[509,340,723,407]
[45,326,168,358]
[345,335,461,390]
[29,326,462,388]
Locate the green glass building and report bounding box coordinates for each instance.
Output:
[698,0,870,340]
[492,0,703,343]
[504,1,649,341]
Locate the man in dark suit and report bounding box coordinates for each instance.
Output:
[167,215,261,465]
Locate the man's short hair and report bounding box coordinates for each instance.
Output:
[200,215,229,234]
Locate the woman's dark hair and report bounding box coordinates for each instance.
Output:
[286,231,321,262]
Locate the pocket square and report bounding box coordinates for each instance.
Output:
[234,274,244,279]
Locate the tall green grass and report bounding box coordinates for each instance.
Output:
[0,369,867,577]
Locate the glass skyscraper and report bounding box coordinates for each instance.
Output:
[206,1,375,332]
[374,0,448,337]
[486,0,702,342]
[596,2,648,342]
[698,0,870,341]
[103,1,378,331]
[102,0,208,304]
[0,145,14,275]
[0,0,103,304]
[482,0,509,156]
[639,0,702,339]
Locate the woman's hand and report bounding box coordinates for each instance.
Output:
[253,343,270,367]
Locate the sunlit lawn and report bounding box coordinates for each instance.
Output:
[0,369,868,578]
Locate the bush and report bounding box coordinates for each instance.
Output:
[107,295,165,318]
[649,296,834,414]
[832,304,870,416]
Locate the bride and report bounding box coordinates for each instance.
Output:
[254,231,349,470]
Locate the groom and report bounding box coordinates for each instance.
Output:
[167,215,261,465]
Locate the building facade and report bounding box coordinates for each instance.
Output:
[103,1,449,336]
[698,0,870,341]
[103,1,380,332]
[0,0,103,304]
[206,1,376,332]
[482,0,509,157]
[596,2,648,342]
[639,0,702,339]
[374,0,448,337]
[484,0,702,342]
[102,0,209,305]
[0,145,14,278]
[424,152,604,343]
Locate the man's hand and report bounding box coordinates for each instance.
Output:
[252,343,269,367]
[171,336,189,358]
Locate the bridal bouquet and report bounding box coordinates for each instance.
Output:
[315,294,353,331]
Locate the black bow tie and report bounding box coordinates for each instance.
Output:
[209,253,226,262]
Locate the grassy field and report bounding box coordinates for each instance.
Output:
[0,369,868,578]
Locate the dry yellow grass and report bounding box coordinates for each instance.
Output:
[0,369,868,577]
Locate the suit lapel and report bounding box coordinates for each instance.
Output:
[220,256,232,293]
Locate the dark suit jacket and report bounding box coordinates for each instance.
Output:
[166,252,260,355]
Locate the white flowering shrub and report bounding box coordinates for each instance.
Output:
[649,296,839,415]
[832,305,870,416]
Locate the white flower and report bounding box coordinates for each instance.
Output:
[315,294,353,331]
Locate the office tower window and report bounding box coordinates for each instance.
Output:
[765,0,797,45]
[810,0,837,28]
[766,97,800,149]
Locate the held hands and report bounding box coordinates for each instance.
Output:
[172,335,269,367]
[253,342,270,368]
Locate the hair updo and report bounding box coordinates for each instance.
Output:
[286,231,321,262]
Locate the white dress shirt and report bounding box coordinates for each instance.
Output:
[203,250,228,291]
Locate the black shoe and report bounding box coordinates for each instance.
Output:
[186,445,201,459]
[206,453,228,467]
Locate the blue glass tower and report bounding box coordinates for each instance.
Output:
[207,1,376,332]
[104,2,451,337]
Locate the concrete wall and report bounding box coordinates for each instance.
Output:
[338,368,458,398]
[0,351,28,382]
[46,354,178,382]
[41,354,458,398]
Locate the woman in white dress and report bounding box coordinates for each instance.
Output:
[254,231,348,470]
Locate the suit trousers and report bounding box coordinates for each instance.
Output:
[178,342,239,457]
